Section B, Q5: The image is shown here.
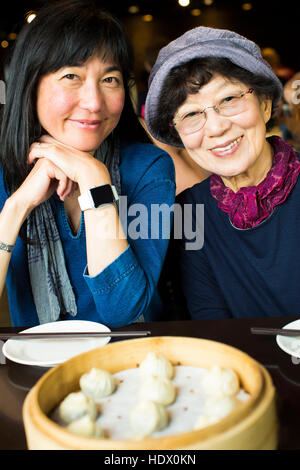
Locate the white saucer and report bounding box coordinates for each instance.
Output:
[276,319,300,358]
[2,320,111,367]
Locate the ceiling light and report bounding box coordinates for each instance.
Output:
[191,9,202,16]
[178,0,190,7]
[142,14,153,22]
[1,41,9,49]
[128,5,140,14]
[203,0,214,4]
[26,12,37,23]
[242,3,252,10]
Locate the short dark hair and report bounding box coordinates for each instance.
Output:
[155,57,280,146]
[0,0,147,193]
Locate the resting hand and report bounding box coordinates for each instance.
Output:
[11,157,75,216]
[28,135,112,193]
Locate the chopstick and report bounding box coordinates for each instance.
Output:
[251,327,300,337]
[0,330,151,340]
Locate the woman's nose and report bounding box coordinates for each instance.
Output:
[204,108,232,137]
[79,83,103,113]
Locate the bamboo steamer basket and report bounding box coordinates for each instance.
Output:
[23,336,278,450]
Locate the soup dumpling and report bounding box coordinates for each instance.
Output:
[194,396,237,430]
[59,391,98,424]
[80,368,116,400]
[139,375,176,406]
[139,352,174,379]
[201,365,239,397]
[193,414,219,430]
[204,395,237,418]
[130,400,168,438]
[67,415,105,438]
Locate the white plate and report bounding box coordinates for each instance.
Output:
[2,320,111,367]
[276,319,300,358]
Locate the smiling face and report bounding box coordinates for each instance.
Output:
[175,74,272,185]
[36,53,125,153]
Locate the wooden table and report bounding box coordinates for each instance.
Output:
[0,315,300,450]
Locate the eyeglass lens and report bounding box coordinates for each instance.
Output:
[175,89,253,135]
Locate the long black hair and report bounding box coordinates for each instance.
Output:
[0,0,147,194]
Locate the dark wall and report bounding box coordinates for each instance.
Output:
[121,2,299,87]
[0,1,299,84]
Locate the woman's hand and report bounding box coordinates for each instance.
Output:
[28,135,112,193]
[11,157,75,216]
[27,135,128,278]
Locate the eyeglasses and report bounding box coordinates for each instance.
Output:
[172,88,254,135]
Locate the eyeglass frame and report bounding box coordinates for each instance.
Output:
[171,87,254,135]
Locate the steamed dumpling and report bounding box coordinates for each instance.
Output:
[139,352,174,379]
[201,365,240,397]
[194,396,237,430]
[204,395,237,418]
[67,415,105,438]
[79,368,115,400]
[138,375,176,406]
[193,414,219,430]
[59,391,98,424]
[130,400,168,438]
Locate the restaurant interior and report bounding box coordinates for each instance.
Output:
[0,0,299,85]
[0,0,299,327]
[0,0,300,452]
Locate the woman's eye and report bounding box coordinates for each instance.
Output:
[223,95,236,103]
[63,73,78,80]
[183,111,200,120]
[103,76,121,86]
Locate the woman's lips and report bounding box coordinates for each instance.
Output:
[210,136,243,157]
[69,119,102,129]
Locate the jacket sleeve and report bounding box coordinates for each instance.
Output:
[83,149,176,327]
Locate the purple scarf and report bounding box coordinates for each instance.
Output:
[210,136,300,229]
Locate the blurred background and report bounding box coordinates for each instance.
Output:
[0,0,299,88]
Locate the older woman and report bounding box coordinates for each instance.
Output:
[0,0,175,327]
[145,26,300,320]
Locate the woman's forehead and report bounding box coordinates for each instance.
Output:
[180,75,245,106]
[47,42,122,72]
[51,50,122,74]
[93,46,121,66]
[82,51,121,69]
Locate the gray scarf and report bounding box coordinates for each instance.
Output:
[27,138,122,325]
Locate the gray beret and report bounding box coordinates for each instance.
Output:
[145,26,283,147]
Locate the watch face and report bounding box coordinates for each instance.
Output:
[90,184,115,207]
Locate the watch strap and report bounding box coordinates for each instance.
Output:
[78,184,119,211]
[78,189,94,211]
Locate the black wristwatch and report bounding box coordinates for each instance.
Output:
[78,184,119,211]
